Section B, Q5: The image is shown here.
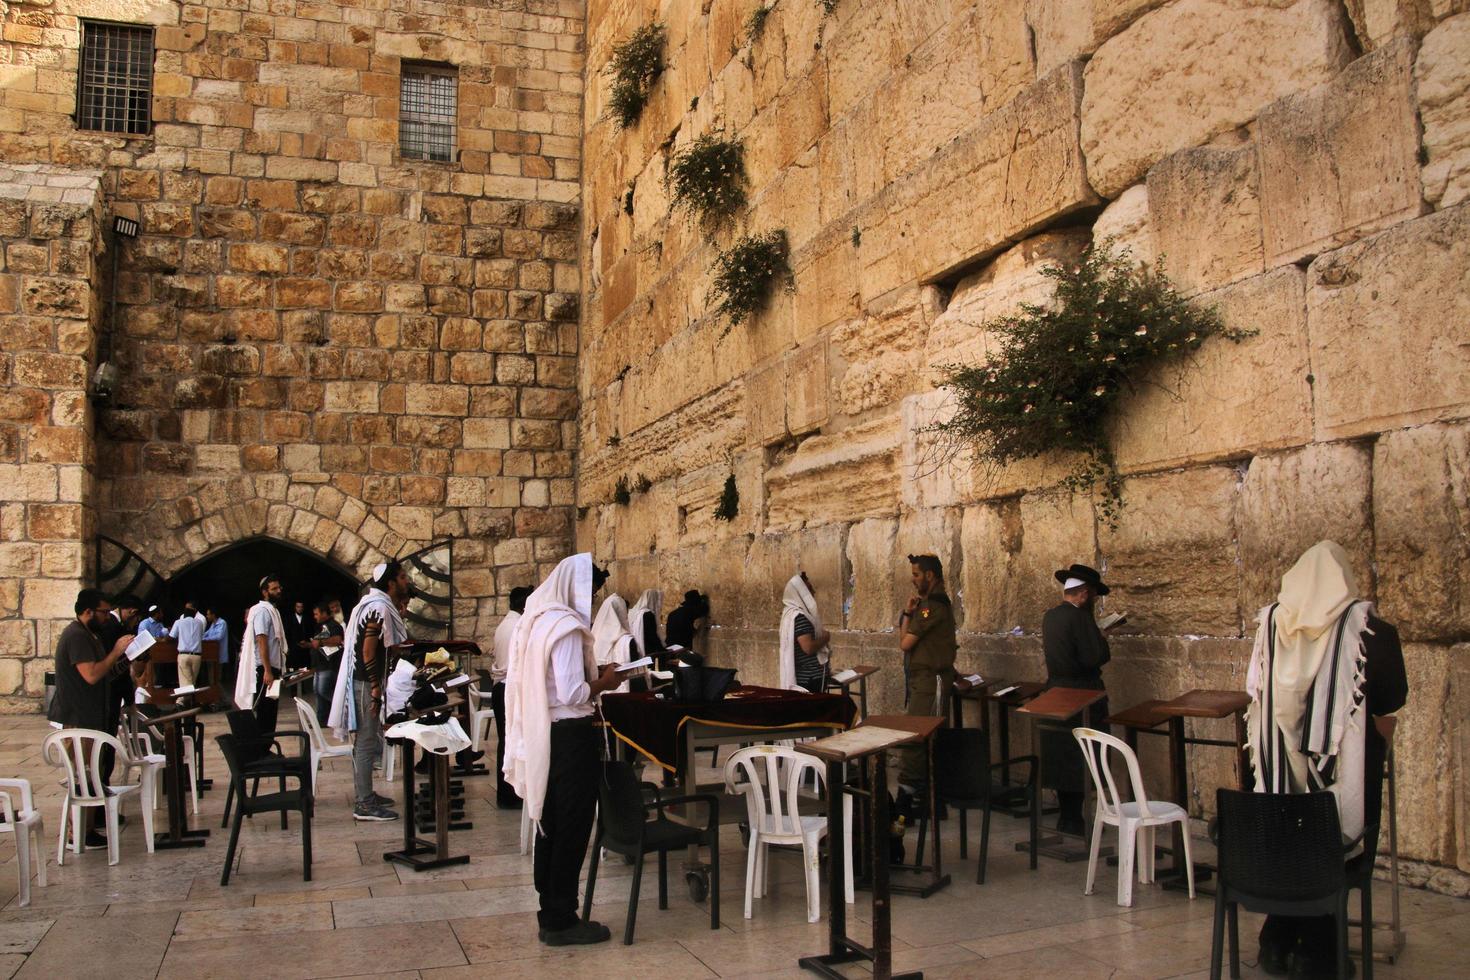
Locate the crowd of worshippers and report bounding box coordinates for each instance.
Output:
[46,542,1405,970]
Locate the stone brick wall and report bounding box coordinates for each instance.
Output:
[0,1,585,694]
[576,0,1470,871]
[0,163,101,711]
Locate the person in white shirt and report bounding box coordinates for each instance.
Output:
[170,600,205,687]
[490,585,532,808]
[502,555,621,946]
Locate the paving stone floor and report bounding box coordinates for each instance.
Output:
[0,713,1461,979]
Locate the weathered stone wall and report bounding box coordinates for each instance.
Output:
[0,1,585,698]
[0,164,102,710]
[577,0,1470,870]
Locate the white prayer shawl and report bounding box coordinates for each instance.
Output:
[592,595,638,693]
[778,572,826,692]
[234,600,286,709]
[327,588,407,740]
[502,553,596,828]
[1245,541,1370,848]
[628,589,663,648]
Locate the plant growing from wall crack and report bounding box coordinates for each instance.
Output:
[613,476,632,506]
[667,131,747,231]
[817,0,839,16]
[606,23,665,130]
[930,244,1251,527]
[708,229,793,330]
[746,5,772,42]
[713,473,739,522]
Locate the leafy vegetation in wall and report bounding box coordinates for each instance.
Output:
[613,476,632,506]
[713,473,739,522]
[606,23,665,130]
[817,0,839,16]
[667,132,747,231]
[746,5,772,42]
[930,244,1250,526]
[708,229,793,329]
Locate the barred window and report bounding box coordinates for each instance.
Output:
[77,21,154,135]
[400,62,457,163]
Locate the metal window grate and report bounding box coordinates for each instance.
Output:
[77,21,154,135]
[400,62,457,163]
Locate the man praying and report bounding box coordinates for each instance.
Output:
[1041,562,1113,837]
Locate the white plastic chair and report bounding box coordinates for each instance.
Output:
[294,697,354,796]
[724,745,853,923]
[43,728,155,867]
[520,805,532,855]
[467,684,495,753]
[0,778,46,906]
[121,722,191,815]
[1073,727,1196,906]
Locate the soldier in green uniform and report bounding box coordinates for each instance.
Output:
[898,553,958,790]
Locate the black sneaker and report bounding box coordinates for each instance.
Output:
[369,792,394,807]
[84,831,107,850]
[541,920,611,946]
[353,802,398,822]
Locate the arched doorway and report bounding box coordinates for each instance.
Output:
[167,536,362,664]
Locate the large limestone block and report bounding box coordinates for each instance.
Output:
[1091,184,1154,265]
[1306,204,1470,440]
[1418,13,1470,208]
[786,338,830,436]
[1109,267,1314,472]
[1146,139,1264,295]
[926,230,1091,373]
[1237,441,1374,615]
[1099,466,1242,637]
[1258,38,1424,265]
[961,490,1097,634]
[1081,0,1352,198]
[765,413,902,530]
[1343,0,1440,48]
[1393,643,1458,863]
[744,524,847,635]
[832,285,932,417]
[1452,649,1470,871]
[860,63,1097,296]
[846,518,901,633]
[1373,422,1470,642]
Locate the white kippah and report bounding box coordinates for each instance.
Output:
[1062,577,1086,591]
[372,562,388,582]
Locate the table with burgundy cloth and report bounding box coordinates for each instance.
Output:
[600,685,858,901]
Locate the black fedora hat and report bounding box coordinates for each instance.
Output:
[1054,563,1110,596]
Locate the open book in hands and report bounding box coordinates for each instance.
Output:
[124,631,156,661]
[1097,612,1128,630]
[615,656,654,673]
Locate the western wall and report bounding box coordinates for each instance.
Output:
[575,0,1470,881]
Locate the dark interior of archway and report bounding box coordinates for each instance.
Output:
[167,538,361,663]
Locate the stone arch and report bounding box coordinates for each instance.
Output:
[110,474,410,582]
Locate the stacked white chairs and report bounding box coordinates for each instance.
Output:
[294,697,354,796]
[43,728,155,867]
[1073,726,1196,906]
[0,778,46,906]
[724,744,853,923]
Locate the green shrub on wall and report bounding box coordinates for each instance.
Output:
[606,23,665,129]
[708,229,794,329]
[667,132,747,231]
[713,473,739,522]
[931,244,1250,526]
[746,5,772,42]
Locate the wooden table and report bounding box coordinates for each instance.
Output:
[797,723,927,980]
[855,715,950,899]
[953,680,1046,814]
[825,665,880,720]
[383,696,471,873]
[1017,686,1109,862]
[1154,689,1250,890]
[135,693,214,850]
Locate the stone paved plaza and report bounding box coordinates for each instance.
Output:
[0,713,1460,979]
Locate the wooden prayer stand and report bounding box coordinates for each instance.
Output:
[825,664,880,720]
[383,694,470,873]
[143,639,214,792]
[136,688,216,850]
[853,715,950,899]
[958,680,1046,815]
[1152,688,1250,892]
[797,722,929,980]
[1016,686,1110,863]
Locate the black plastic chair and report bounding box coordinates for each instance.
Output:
[1212,789,1361,980]
[216,733,313,886]
[220,709,310,830]
[913,727,1039,883]
[581,761,720,945]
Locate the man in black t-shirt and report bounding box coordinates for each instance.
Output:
[303,601,344,726]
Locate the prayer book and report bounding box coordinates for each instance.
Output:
[444,673,471,688]
[266,679,282,700]
[1098,612,1128,630]
[831,668,859,683]
[992,684,1018,697]
[616,656,654,672]
[964,673,984,685]
[173,685,197,696]
[125,631,156,661]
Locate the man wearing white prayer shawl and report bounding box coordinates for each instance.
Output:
[502,554,621,946]
[328,561,409,822]
[627,588,665,658]
[236,574,287,732]
[1245,540,1407,977]
[591,594,639,692]
[778,571,831,691]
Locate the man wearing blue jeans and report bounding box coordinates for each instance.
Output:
[333,562,409,822]
[305,601,343,726]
